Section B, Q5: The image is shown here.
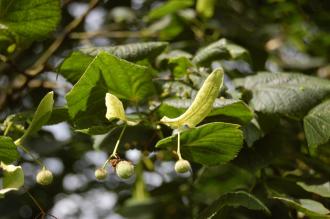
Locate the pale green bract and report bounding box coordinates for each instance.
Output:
[105,93,139,126]
[0,162,24,198]
[160,67,223,129]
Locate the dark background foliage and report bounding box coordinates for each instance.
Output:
[0,0,330,218]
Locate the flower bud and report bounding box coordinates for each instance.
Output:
[36,168,53,186]
[95,168,108,181]
[174,159,191,174]
[115,161,134,179]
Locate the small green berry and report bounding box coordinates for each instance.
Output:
[115,161,134,179]
[95,168,108,181]
[36,168,53,186]
[174,159,191,174]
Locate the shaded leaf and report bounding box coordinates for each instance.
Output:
[197,191,270,219]
[304,99,330,154]
[57,52,93,84]
[274,197,330,218]
[193,39,250,66]
[243,119,264,147]
[80,42,168,61]
[20,91,54,142]
[234,73,330,116]
[168,56,193,78]
[0,163,24,198]
[47,107,70,125]
[76,125,115,135]
[156,122,243,166]
[0,136,19,164]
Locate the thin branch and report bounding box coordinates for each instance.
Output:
[25,0,100,77]
[26,191,45,214]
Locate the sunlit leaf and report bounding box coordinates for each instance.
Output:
[66,52,154,128]
[156,122,243,166]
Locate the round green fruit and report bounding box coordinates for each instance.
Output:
[174,159,191,174]
[94,168,108,181]
[116,161,134,179]
[36,168,53,186]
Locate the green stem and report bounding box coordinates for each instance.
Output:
[15,139,44,167]
[177,130,183,160]
[3,122,13,136]
[102,124,127,168]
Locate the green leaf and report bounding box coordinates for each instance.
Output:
[243,119,264,147]
[209,99,254,124]
[304,99,330,154]
[148,15,185,40]
[234,73,330,116]
[0,163,24,198]
[66,52,155,128]
[193,39,250,66]
[168,56,193,78]
[197,191,270,219]
[297,182,330,198]
[80,42,168,61]
[156,122,243,166]
[47,107,70,125]
[196,0,216,18]
[19,91,54,142]
[57,52,94,84]
[0,136,19,164]
[146,0,194,21]
[158,98,253,125]
[0,0,61,40]
[274,197,330,218]
[58,42,167,84]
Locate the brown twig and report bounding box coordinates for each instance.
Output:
[25,189,58,219]
[25,0,100,77]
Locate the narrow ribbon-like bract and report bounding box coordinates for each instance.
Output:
[161,67,224,128]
